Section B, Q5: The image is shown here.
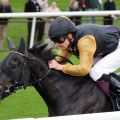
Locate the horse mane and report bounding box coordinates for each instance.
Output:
[28,43,56,62]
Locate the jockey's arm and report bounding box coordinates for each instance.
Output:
[62,35,96,76]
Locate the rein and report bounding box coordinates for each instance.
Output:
[4,50,73,94]
[54,55,73,65]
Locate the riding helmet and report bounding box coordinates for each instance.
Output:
[48,16,77,43]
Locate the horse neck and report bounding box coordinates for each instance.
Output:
[34,72,112,116]
[28,53,49,79]
[33,70,92,116]
[27,53,111,116]
[26,54,63,115]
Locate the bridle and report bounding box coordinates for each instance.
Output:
[2,50,73,95]
[2,50,51,94]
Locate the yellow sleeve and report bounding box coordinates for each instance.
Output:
[55,49,71,62]
[62,35,96,76]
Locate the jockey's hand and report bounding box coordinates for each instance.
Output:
[48,59,63,71]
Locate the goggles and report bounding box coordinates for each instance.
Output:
[52,36,67,44]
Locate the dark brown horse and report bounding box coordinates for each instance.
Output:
[0,37,112,116]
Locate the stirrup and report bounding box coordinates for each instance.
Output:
[109,75,120,94]
[116,96,120,110]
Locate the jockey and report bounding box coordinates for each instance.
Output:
[48,16,120,93]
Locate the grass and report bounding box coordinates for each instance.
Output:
[0,87,48,119]
[0,0,120,119]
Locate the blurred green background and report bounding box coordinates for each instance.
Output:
[0,0,120,119]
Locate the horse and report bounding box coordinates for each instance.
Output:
[0,37,112,116]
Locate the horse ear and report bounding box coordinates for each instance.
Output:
[17,37,26,54]
[6,37,15,50]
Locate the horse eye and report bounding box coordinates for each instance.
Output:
[8,58,19,68]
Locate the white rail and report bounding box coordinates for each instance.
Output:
[0,11,120,18]
[0,10,120,48]
[14,111,120,120]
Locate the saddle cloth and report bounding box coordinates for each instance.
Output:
[96,81,120,111]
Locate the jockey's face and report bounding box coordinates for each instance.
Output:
[57,33,73,51]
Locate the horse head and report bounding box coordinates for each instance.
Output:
[0,37,53,100]
[0,37,31,99]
